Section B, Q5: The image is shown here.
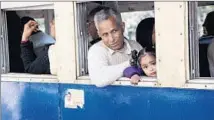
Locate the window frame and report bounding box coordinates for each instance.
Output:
[188,1,200,79]
[2,1,214,90]
[74,1,158,87]
[189,1,214,81]
[1,2,54,10]
[0,2,57,82]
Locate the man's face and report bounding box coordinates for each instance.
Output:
[97,16,125,50]
[87,17,99,40]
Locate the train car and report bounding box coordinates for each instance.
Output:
[1,1,214,120]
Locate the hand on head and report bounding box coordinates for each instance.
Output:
[22,20,39,41]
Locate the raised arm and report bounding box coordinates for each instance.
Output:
[20,20,50,74]
[88,47,130,87]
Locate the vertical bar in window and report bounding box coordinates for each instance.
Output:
[76,2,88,76]
[188,2,199,78]
[2,10,9,73]
[0,2,1,118]
[0,3,9,74]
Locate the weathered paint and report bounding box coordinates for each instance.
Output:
[2,81,214,120]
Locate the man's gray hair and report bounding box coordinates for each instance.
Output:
[94,7,122,31]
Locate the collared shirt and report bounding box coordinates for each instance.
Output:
[103,39,133,65]
[107,39,131,55]
[88,38,142,87]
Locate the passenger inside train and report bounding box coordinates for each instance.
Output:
[88,6,142,87]
[206,11,214,77]
[123,48,156,85]
[4,10,56,74]
[136,17,155,50]
[87,5,105,47]
[20,16,55,57]
[199,11,214,77]
[20,16,56,74]
[3,1,214,86]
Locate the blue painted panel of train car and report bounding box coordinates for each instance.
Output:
[60,84,214,120]
[2,81,214,120]
[1,82,59,120]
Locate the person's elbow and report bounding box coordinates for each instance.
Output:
[91,77,109,87]
[94,81,108,88]
[89,74,113,87]
[25,65,49,74]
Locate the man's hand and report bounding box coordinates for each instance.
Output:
[130,74,141,85]
[22,20,38,41]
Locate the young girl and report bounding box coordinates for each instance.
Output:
[123,48,156,85]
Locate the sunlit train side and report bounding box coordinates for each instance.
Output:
[1,1,214,120]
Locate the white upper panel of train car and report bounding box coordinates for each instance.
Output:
[1,2,54,10]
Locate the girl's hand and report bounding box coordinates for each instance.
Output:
[130,74,141,85]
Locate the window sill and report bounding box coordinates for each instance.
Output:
[76,75,158,87]
[188,78,214,84]
[184,78,214,90]
[1,73,58,83]
[1,73,158,87]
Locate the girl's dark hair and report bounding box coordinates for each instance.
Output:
[136,17,155,48]
[137,47,156,65]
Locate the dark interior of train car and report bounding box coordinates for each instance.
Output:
[198,1,214,77]
[5,10,52,73]
[6,11,24,73]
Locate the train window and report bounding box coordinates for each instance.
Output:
[189,1,214,80]
[76,1,157,83]
[0,2,57,81]
[122,10,154,41]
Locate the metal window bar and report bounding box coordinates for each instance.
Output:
[0,10,9,74]
[0,2,2,80]
[76,2,88,76]
[188,1,200,78]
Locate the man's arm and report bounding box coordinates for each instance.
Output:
[20,41,50,74]
[20,20,50,74]
[88,46,130,87]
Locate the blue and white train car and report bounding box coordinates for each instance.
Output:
[1,1,214,120]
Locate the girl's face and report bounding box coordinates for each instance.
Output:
[140,54,156,77]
